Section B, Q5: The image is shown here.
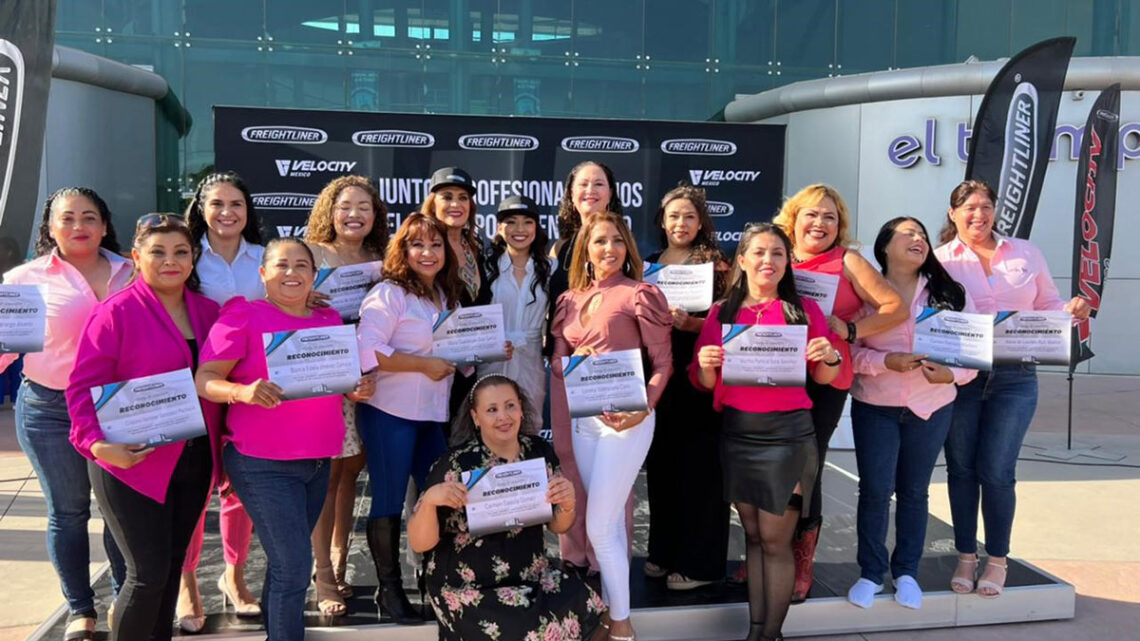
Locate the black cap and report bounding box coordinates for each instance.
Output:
[429,167,475,194]
[496,195,540,221]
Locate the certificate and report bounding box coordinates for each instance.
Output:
[642,262,715,312]
[993,310,1071,366]
[913,308,993,371]
[0,284,47,353]
[461,457,552,537]
[721,324,808,387]
[560,348,649,418]
[263,324,361,399]
[793,269,840,316]
[313,261,382,322]
[91,368,206,446]
[432,304,507,366]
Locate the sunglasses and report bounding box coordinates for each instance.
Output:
[135,213,188,230]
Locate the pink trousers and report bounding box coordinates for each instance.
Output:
[182,479,254,571]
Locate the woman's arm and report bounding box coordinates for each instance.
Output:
[358,284,456,381]
[689,307,722,392]
[408,481,467,553]
[840,250,908,340]
[546,475,576,534]
[195,359,284,408]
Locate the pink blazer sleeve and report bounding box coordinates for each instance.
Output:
[689,303,723,392]
[67,303,122,459]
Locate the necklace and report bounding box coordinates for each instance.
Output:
[743,297,780,323]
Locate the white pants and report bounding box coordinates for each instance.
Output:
[571,411,655,620]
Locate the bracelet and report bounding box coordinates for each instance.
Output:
[845,321,858,344]
[227,384,241,405]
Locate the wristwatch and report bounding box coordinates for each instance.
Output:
[824,351,843,367]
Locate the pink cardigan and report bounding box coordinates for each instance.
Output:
[68,278,222,503]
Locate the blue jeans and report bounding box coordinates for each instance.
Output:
[944,365,1038,558]
[224,445,329,641]
[356,405,446,518]
[852,401,953,582]
[14,377,126,616]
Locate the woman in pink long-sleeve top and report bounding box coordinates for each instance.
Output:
[934,180,1090,599]
[550,211,672,641]
[67,214,222,641]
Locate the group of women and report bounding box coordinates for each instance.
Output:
[0,156,1089,641]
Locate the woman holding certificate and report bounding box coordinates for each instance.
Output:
[304,175,389,615]
[408,374,606,641]
[773,184,907,600]
[1,188,130,640]
[935,180,1090,598]
[691,223,842,641]
[477,195,554,428]
[643,185,731,590]
[355,213,464,625]
[195,237,375,641]
[547,161,626,576]
[180,171,265,627]
[551,211,673,641]
[846,217,976,610]
[67,214,222,641]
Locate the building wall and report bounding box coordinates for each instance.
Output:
[55,1,1140,191]
[765,89,1139,374]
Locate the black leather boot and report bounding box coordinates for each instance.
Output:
[366,517,424,625]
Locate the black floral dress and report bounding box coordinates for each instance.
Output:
[423,434,606,641]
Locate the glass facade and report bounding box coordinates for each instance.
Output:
[56,0,1140,193]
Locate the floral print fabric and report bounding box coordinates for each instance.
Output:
[422,434,606,640]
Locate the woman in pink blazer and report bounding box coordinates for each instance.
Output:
[67,214,221,641]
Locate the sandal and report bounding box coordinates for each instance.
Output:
[643,561,668,579]
[332,548,353,597]
[64,614,96,641]
[950,554,978,594]
[665,572,714,591]
[313,564,347,616]
[977,559,1007,599]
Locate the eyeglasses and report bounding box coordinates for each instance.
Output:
[135,213,188,230]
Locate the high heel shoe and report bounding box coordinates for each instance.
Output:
[950,554,979,594]
[217,573,262,617]
[313,564,347,616]
[332,550,353,597]
[176,576,206,634]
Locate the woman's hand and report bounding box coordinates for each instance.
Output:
[546,475,576,511]
[884,352,925,373]
[571,345,596,358]
[422,481,467,509]
[920,360,955,385]
[235,379,285,408]
[670,306,691,330]
[827,315,849,340]
[422,357,457,381]
[1064,296,1092,321]
[697,345,724,370]
[600,409,650,432]
[346,372,377,402]
[806,337,839,363]
[306,290,332,309]
[503,341,515,361]
[91,441,153,469]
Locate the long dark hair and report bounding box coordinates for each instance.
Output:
[874,217,966,312]
[653,184,728,298]
[449,374,540,447]
[34,187,122,257]
[184,171,264,246]
[556,161,624,241]
[485,214,552,305]
[717,223,807,325]
[938,179,998,244]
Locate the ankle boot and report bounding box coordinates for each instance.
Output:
[791,521,821,603]
[366,517,424,625]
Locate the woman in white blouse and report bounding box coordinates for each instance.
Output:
[476,195,554,428]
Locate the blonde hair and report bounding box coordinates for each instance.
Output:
[567,211,643,291]
[772,183,854,252]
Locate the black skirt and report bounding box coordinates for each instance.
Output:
[721,406,818,516]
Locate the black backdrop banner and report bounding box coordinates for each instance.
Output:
[1070,84,1121,368]
[213,107,785,255]
[0,0,57,259]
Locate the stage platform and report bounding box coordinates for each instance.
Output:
[35,463,1073,640]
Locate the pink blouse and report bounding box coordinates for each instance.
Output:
[689,298,831,413]
[934,235,1065,313]
[550,274,673,418]
[201,298,345,460]
[850,276,977,419]
[1,249,133,390]
[793,246,859,389]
